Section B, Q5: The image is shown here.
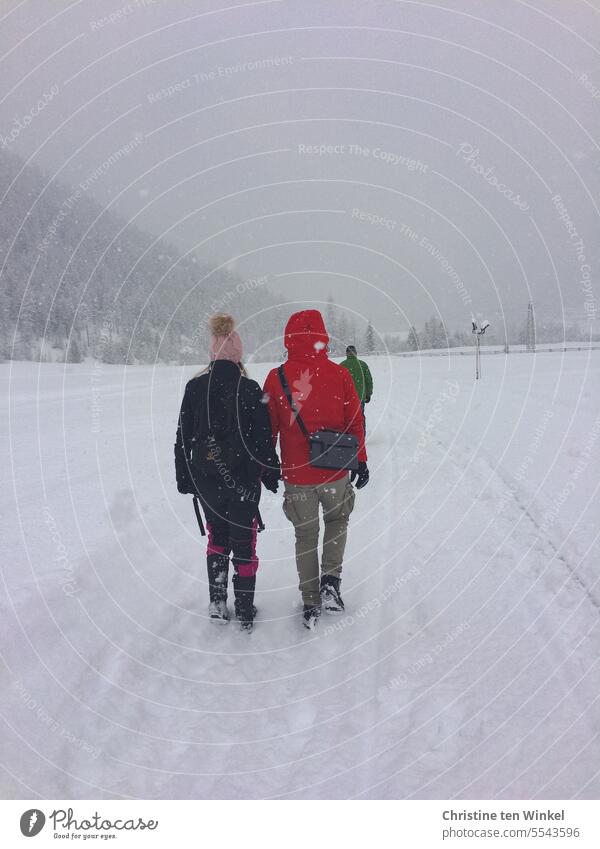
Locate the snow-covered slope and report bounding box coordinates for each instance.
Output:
[1,352,599,799]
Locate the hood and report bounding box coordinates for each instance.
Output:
[284,310,329,360]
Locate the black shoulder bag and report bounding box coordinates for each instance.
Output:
[278,365,359,471]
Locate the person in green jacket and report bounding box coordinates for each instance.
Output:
[340,345,373,428]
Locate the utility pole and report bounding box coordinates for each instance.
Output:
[526,302,536,352]
[471,316,490,379]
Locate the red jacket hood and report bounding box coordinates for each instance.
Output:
[284,310,329,360]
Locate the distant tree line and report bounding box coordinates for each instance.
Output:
[381,315,598,354]
[341,311,598,356]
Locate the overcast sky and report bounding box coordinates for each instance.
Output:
[2,0,599,338]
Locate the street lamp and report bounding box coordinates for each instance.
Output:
[471,316,490,379]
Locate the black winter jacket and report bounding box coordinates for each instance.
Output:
[174,360,280,495]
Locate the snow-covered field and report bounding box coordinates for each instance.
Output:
[1,352,599,799]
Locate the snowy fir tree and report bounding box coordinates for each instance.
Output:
[65,336,83,363]
[326,294,339,355]
[407,325,419,351]
[364,320,376,353]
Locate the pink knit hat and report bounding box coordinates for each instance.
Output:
[208,313,243,363]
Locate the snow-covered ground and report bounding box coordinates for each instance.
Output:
[1,351,599,799]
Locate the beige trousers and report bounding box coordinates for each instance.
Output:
[282,475,356,607]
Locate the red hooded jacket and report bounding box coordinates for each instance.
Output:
[263,310,367,485]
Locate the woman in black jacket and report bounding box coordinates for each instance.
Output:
[175,314,280,632]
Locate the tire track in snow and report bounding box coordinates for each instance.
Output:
[394,395,600,621]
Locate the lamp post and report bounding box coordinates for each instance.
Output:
[471,317,490,379]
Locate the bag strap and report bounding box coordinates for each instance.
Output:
[192,495,206,536]
[277,365,310,438]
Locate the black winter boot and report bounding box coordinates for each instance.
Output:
[302,604,322,630]
[320,575,344,614]
[233,573,256,633]
[207,553,230,623]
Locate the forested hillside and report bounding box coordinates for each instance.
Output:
[0,150,286,363]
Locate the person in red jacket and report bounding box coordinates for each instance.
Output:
[263,310,369,628]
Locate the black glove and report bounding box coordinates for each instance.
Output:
[350,461,369,489]
[261,468,280,493]
[365,396,371,403]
